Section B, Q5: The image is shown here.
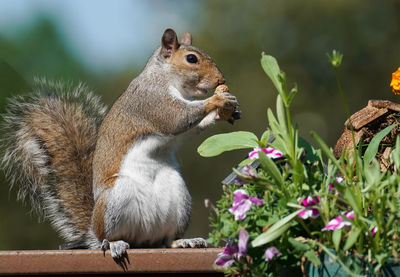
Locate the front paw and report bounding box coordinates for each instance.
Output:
[205,92,238,114]
[171,238,208,248]
[217,92,239,110]
[213,85,240,123]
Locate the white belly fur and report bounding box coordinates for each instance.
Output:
[104,134,191,247]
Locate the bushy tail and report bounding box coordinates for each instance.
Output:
[1,78,107,244]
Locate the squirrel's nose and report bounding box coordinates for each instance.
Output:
[217,77,226,85]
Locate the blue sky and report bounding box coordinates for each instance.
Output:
[0,0,203,71]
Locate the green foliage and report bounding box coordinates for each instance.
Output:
[252,210,301,247]
[363,124,399,166]
[197,131,259,157]
[200,53,400,276]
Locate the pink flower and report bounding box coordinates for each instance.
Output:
[297,195,320,219]
[215,243,238,268]
[322,211,354,231]
[265,246,281,261]
[229,189,263,220]
[329,177,344,191]
[371,226,378,236]
[248,147,283,160]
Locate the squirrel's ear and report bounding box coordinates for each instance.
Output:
[161,29,179,58]
[180,32,192,45]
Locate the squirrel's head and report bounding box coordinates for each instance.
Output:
[160,28,225,98]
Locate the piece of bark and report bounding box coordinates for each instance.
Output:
[380,147,392,172]
[334,128,364,158]
[369,100,400,112]
[345,106,388,130]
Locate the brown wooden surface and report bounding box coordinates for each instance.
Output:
[0,248,224,276]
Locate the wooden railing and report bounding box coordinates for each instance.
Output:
[0,248,224,276]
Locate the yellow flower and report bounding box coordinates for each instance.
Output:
[391,67,400,95]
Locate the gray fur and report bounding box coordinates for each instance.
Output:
[0,78,107,243]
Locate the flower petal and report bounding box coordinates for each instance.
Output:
[265,246,281,261]
[344,210,354,220]
[232,189,249,204]
[248,147,283,160]
[335,177,344,183]
[322,211,354,231]
[238,229,249,259]
[241,165,258,179]
[322,216,344,231]
[248,148,261,159]
[310,208,320,219]
[249,196,263,205]
[298,210,310,219]
[215,254,235,267]
[215,243,238,268]
[229,199,252,220]
[391,67,400,95]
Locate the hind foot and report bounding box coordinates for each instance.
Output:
[171,238,208,248]
[101,239,130,271]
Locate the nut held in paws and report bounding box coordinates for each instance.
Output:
[214,84,241,124]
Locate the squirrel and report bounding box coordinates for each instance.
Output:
[0,29,239,261]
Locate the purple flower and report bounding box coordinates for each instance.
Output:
[371,226,378,236]
[234,177,247,186]
[234,165,259,185]
[236,229,249,260]
[297,195,320,219]
[322,211,354,231]
[215,243,238,268]
[265,246,281,261]
[229,189,263,220]
[214,229,249,267]
[249,147,283,160]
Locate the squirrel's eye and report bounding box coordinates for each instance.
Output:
[186,54,198,64]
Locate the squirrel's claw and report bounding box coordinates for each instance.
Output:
[101,239,110,255]
[171,238,208,248]
[101,239,130,271]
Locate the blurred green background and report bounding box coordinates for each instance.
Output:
[1,0,400,250]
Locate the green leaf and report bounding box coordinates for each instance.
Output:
[289,237,310,252]
[393,136,400,169]
[221,216,234,235]
[260,130,271,146]
[298,136,319,163]
[197,131,259,157]
[311,131,348,179]
[343,227,361,251]
[238,158,253,166]
[261,53,283,95]
[305,250,321,267]
[332,229,342,252]
[363,158,381,188]
[343,188,361,215]
[252,209,301,247]
[252,223,290,247]
[276,95,287,130]
[256,219,269,227]
[287,83,298,106]
[364,124,398,166]
[258,151,284,188]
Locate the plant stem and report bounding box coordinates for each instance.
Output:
[335,68,358,166]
